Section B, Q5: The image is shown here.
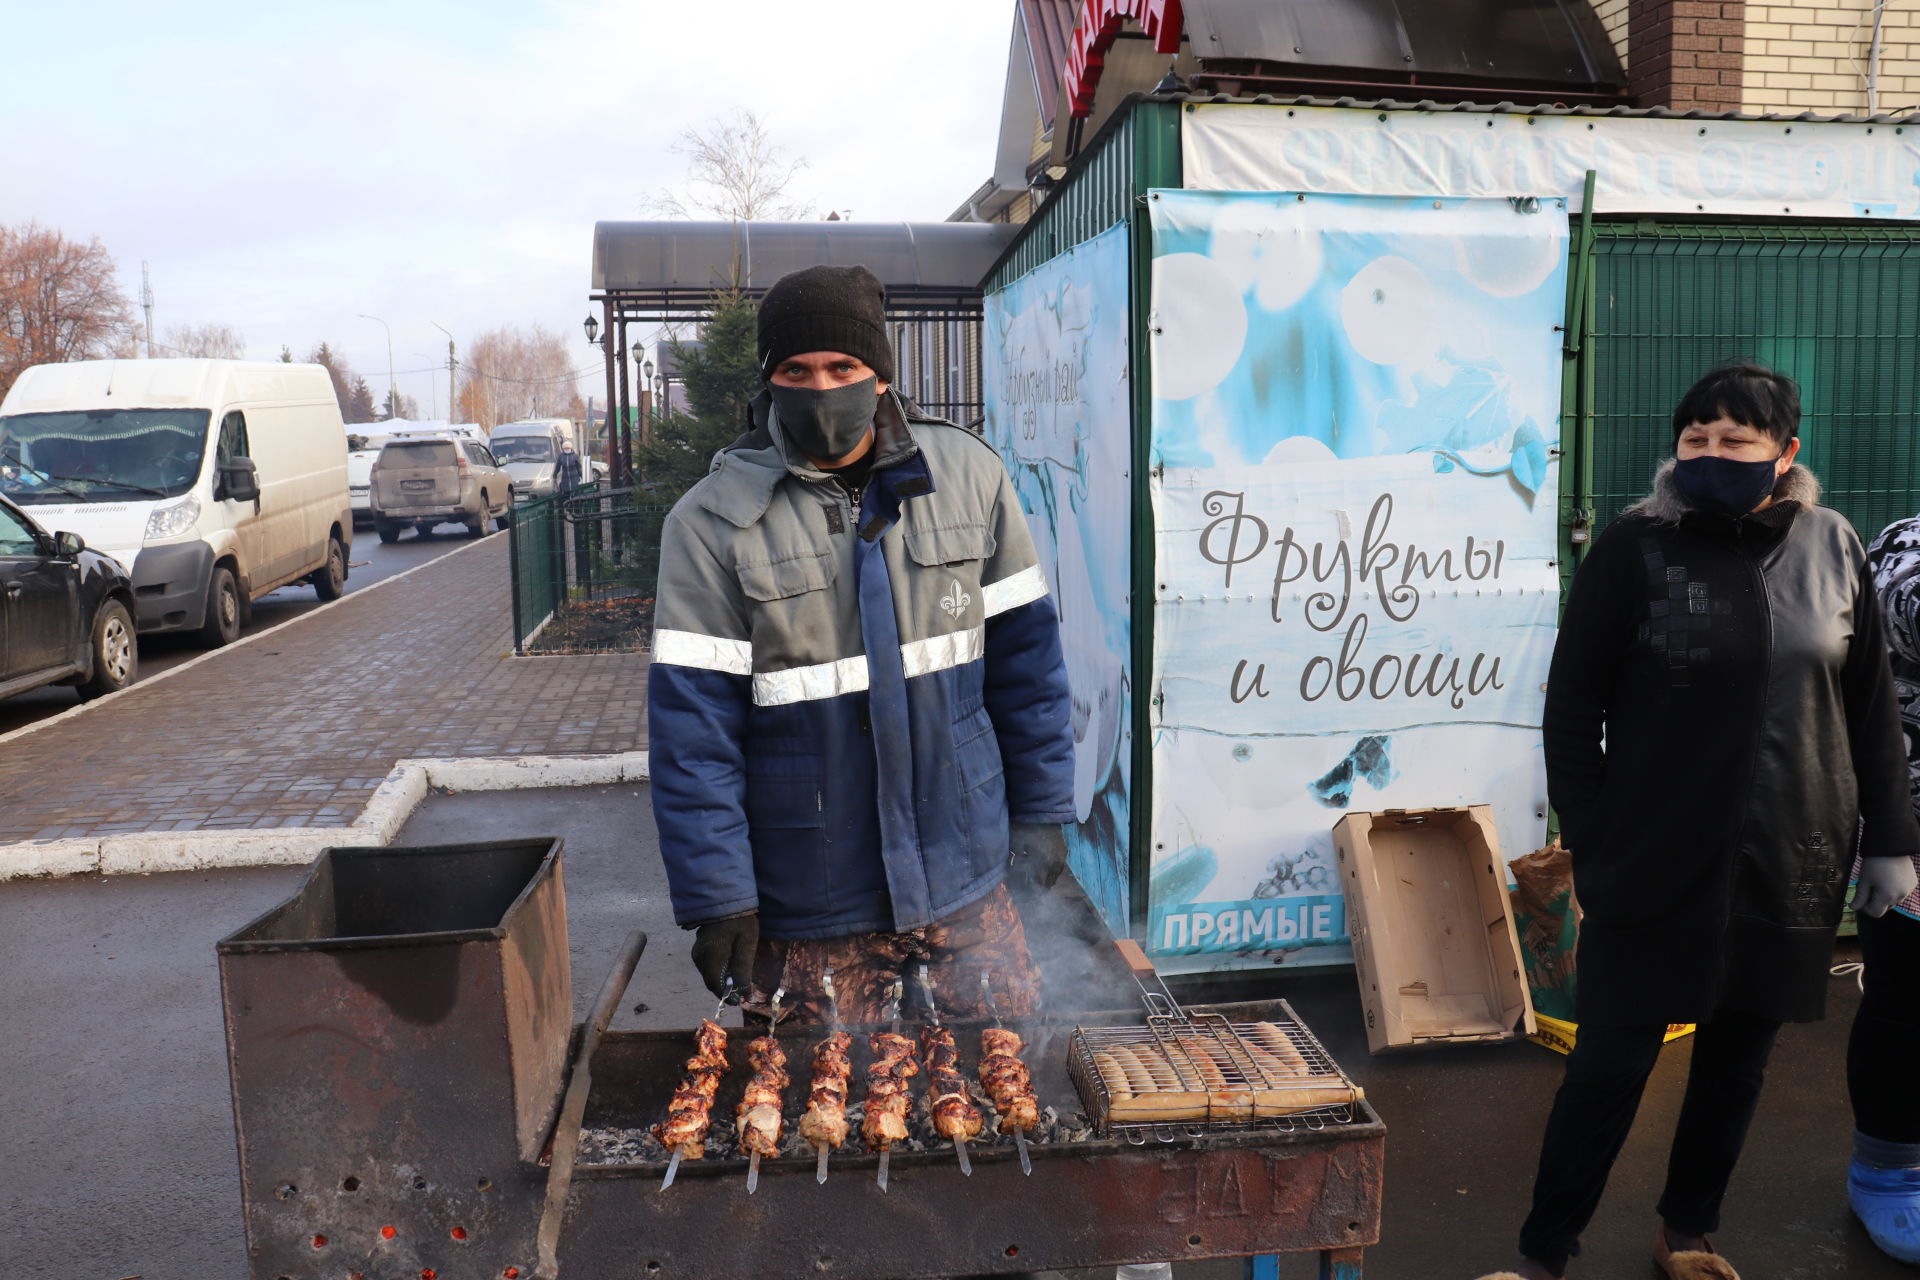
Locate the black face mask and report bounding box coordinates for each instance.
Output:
[768,378,879,462]
[1672,453,1783,516]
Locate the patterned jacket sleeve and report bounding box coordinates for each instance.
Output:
[647,506,759,926]
[978,463,1076,824]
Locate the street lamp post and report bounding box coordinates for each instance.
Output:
[358,314,395,421]
[640,356,656,447]
[430,321,456,426]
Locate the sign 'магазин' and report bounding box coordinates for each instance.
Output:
[1146,190,1569,973]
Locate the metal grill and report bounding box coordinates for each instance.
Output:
[1067,943,1362,1141]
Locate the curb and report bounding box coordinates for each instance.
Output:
[0,750,650,881]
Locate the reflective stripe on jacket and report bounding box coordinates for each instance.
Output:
[647,390,1074,940]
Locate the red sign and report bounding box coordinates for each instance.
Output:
[1064,0,1185,119]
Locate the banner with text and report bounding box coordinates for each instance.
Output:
[984,223,1134,934]
[1146,191,1564,971]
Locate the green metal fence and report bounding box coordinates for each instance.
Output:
[508,484,674,654]
[1578,223,1920,544]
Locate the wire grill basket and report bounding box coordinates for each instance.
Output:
[1067,942,1364,1142]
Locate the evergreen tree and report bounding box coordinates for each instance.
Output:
[308,342,353,420]
[347,375,378,424]
[635,290,762,500]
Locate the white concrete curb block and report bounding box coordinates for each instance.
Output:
[0,750,649,881]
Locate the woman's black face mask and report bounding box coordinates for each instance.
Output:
[1672,452,1782,516]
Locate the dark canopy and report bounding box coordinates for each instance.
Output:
[590,221,1019,310]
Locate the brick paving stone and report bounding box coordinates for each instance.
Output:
[0,537,651,843]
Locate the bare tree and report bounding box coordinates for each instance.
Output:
[646,109,812,221]
[162,321,246,359]
[456,324,586,431]
[0,221,135,398]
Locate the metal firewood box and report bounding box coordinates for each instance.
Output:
[216,839,570,1278]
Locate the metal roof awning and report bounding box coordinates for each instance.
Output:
[591,221,1020,315]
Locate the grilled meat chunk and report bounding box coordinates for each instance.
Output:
[651,1018,730,1156]
[736,1035,789,1159]
[921,1026,985,1142]
[799,1030,854,1150]
[979,1026,1041,1135]
[863,1031,919,1150]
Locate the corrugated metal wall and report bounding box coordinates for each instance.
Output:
[986,102,1182,293]
[1581,223,1920,542]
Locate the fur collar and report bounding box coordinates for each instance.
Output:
[1624,459,1822,523]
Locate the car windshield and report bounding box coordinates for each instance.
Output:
[490,437,553,463]
[0,408,211,503]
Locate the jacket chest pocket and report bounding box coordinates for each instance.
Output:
[906,521,995,623]
[737,548,838,601]
[905,521,996,569]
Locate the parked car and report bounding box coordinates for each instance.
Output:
[0,359,353,649]
[345,431,391,527]
[368,435,511,542]
[0,491,138,703]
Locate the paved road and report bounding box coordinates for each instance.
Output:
[0,520,492,736]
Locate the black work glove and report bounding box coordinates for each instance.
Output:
[690,911,759,999]
[1007,822,1070,894]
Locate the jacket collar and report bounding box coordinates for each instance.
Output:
[1624,459,1822,526]
[697,388,927,529]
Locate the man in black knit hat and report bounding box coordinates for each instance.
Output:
[647,263,1077,1024]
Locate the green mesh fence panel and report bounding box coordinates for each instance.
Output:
[508,483,674,654]
[1588,224,1920,542]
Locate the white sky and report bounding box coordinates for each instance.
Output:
[2,0,1014,413]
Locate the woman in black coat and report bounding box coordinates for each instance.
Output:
[1501,365,1920,1280]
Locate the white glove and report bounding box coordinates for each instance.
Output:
[1852,856,1920,918]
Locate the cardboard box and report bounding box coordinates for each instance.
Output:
[1334,805,1536,1053]
[1528,1014,1695,1056]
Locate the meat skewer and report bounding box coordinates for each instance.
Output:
[917,964,981,1176]
[864,978,914,1193]
[652,1014,730,1191]
[980,971,1036,1176]
[736,987,787,1194]
[800,967,850,1185]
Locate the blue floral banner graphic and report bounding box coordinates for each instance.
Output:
[984,223,1133,934]
[1145,191,1567,972]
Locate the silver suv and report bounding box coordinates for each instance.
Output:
[369,436,511,542]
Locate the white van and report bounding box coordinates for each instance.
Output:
[489,417,594,503]
[0,359,353,647]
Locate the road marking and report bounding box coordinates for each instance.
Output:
[0,536,497,753]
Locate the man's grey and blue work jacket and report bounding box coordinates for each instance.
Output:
[647,389,1075,940]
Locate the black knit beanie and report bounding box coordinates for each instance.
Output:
[756,264,894,384]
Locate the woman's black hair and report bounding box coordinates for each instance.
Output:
[1671,362,1801,446]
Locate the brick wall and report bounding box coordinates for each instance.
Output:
[1742,1,1920,114]
[1627,1,1749,109]
[1595,0,1633,70]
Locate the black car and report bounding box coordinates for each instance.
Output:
[0,491,137,703]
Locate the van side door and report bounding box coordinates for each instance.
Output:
[0,503,78,678]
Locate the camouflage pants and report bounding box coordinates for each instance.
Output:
[745,883,1041,1026]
